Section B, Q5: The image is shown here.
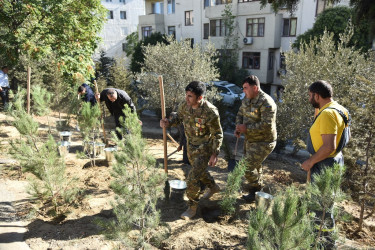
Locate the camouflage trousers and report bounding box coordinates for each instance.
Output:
[186,144,216,206]
[243,141,276,190]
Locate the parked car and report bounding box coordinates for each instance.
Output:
[211,81,245,105]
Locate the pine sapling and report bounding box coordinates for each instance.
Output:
[31,85,53,133]
[100,106,168,249]
[247,186,314,250]
[219,158,247,215]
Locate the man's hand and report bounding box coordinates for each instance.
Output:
[208,154,218,167]
[0,87,2,92]
[235,124,247,136]
[160,118,169,128]
[177,145,182,152]
[301,159,314,171]
[95,93,100,101]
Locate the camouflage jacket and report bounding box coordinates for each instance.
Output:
[236,90,277,143]
[170,99,223,155]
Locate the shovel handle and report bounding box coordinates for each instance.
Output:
[159,75,168,174]
[94,80,108,146]
[234,137,239,157]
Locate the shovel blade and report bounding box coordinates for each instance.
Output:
[228,159,238,172]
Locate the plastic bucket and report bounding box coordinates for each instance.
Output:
[169,180,187,203]
[59,131,72,142]
[58,141,70,156]
[255,191,274,211]
[104,147,117,162]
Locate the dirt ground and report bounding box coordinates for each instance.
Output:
[0,111,374,249]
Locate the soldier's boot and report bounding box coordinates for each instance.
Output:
[242,185,262,203]
[202,184,220,199]
[181,204,198,220]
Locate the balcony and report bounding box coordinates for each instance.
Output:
[139,13,165,30]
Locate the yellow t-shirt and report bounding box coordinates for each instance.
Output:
[309,101,348,157]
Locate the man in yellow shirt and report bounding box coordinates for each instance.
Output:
[302,80,350,180]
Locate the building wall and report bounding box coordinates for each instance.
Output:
[98,0,145,59]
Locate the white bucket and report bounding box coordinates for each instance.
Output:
[104,147,117,162]
[255,191,274,211]
[169,180,187,202]
[58,141,70,156]
[59,131,72,142]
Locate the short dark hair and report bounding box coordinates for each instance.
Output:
[77,85,85,93]
[1,66,8,70]
[243,75,260,88]
[309,80,333,98]
[107,88,116,96]
[185,81,206,97]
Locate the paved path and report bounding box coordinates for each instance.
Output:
[0,167,30,250]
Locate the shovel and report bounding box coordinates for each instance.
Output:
[159,75,170,200]
[228,137,239,172]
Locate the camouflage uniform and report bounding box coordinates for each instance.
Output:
[170,99,223,206]
[236,90,277,190]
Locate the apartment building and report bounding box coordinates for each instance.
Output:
[98,0,145,58]
[137,0,349,98]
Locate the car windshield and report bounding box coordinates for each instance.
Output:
[228,85,243,94]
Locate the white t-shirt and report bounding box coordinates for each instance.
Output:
[0,70,9,88]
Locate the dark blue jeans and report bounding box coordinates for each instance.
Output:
[310,152,344,182]
[0,88,9,110]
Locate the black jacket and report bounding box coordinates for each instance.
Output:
[100,88,136,117]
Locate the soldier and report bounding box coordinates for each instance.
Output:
[235,75,277,202]
[160,81,223,220]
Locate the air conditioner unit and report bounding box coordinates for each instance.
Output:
[243,37,253,45]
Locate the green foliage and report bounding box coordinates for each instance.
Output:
[10,130,80,216]
[0,0,106,79]
[31,85,52,116]
[279,26,375,230]
[293,6,371,52]
[219,158,247,215]
[306,164,346,247]
[78,102,101,142]
[137,36,219,113]
[124,31,139,57]
[130,32,169,74]
[101,106,168,248]
[95,51,115,85]
[217,4,243,84]
[247,186,314,249]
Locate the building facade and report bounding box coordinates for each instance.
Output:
[98,0,146,59]
[137,0,349,98]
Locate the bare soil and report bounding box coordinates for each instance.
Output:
[0,112,374,249]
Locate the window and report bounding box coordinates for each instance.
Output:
[185,11,193,26]
[246,18,265,37]
[168,26,176,38]
[210,19,226,37]
[120,11,126,19]
[203,23,209,39]
[106,0,112,2]
[204,0,210,8]
[152,2,164,14]
[279,52,286,69]
[107,10,113,19]
[122,43,127,52]
[238,0,260,2]
[268,52,274,70]
[210,0,232,5]
[141,26,152,39]
[119,0,125,3]
[121,27,128,36]
[242,52,261,69]
[168,0,175,14]
[282,18,297,37]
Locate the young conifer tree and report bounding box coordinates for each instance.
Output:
[306,164,346,248]
[102,106,168,248]
[219,158,247,215]
[31,85,53,133]
[9,104,80,217]
[247,186,314,249]
[77,102,101,167]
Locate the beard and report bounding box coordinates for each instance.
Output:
[310,97,320,109]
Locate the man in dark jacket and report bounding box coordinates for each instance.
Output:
[97,88,137,139]
[77,83,97,106]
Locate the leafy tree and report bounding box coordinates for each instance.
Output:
[95,51,115,85]
[261,0,375,39]
[293,6,371,52]
[0,0,106,80]
[279,26,375,232]
[247,186,314,249]
[100,106,168,248]
[124,31,139,57]
[130,32,169,74]
[137,36,219,113]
